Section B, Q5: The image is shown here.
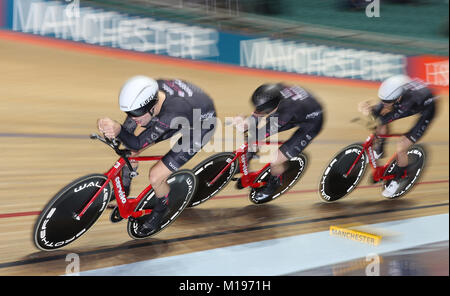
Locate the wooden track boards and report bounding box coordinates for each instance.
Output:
[0,36,448,275]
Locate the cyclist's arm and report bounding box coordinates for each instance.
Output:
[257,103,293,139]
[121,115,138,133]
[117,117,171,151]
[370,103,384,118]
[374,98,420,125]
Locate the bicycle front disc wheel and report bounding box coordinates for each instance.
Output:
[33,174,112,251]
[189,152,238,207]
[319,144,367,202]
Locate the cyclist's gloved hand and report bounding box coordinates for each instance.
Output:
[358,101,372,116]
[98,117,121,139]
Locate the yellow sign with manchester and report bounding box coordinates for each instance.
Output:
[330,226,382,246]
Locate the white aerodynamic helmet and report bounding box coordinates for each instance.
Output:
[378,74,412,102]
[119,75,159,117]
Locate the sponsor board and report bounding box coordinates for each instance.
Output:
[407,55,449,90]
[5,0,446,84]
[240,38,406,81]
[0,0,7,28]
[9,0,220,59]
[330,225,382,246]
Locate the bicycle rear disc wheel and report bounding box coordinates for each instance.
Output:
[319,144,367,202]
[33,174,112,251]
[249,154,308,204]
[382,144,426,199]
[127,170,197,239]
[189,152,238,207]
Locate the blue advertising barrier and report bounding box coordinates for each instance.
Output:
[1,0,406,81]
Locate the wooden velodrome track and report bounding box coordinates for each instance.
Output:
[0,30,448,276]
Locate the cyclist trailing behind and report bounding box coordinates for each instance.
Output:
[233,83,324,201]
[98,76,216,235]
[358,74,438,198]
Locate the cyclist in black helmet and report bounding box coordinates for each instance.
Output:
[234,83,324,201]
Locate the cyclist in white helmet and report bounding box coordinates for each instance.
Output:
[358,74,437,197]
[98,76,216,235]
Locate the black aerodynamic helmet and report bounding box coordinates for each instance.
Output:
[251,83,284,114]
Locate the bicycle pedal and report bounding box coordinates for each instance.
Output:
[235,178,244,189]
[109,207,124,223]
[128,216,138,223]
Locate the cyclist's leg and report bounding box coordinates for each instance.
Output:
[149,160,172,198]
[155,120,215,200]
[137,157,176,235]
[121,116,140,195]
[398,103,435,175]
[139,123,216,234]
[257,115,322,198]
[270,150,289,176]
[266,123,304,176]
[158,119,216,183]
[121,151,139,196]
[383,104,435,197]
[278,114,323,164]
[383,136,415,198]
[374,124,389,159]
[147,143,189,212]
[396,136,413,169]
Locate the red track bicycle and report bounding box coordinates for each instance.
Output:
[188,132,308,206]
[33,134,197,251]
[319,119,426,202]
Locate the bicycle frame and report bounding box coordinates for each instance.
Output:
[75,155,162,220]
[345,133,403,182]
[206,140,284,189]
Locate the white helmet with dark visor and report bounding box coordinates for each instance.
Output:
[119,75,159,117]
[378,75,412,103]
